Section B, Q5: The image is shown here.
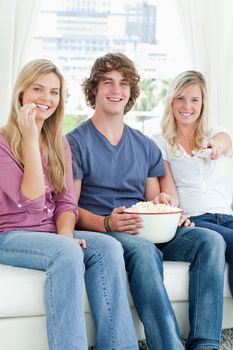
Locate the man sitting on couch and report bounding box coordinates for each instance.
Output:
[67,52,226,350]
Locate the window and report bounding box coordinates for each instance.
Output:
[31,0,190,135]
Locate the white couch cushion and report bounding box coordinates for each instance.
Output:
[0,265,45,317]
[0,261,231,317]
[164,261,231,301]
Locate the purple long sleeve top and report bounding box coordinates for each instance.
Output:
[0,134,78,234]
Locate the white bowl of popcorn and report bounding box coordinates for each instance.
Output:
[125,201,183,243]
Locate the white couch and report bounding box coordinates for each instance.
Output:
[0,261,233,350]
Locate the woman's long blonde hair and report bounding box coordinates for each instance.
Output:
[2,59,67,193]
[161,70,209,154]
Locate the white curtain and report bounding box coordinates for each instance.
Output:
[175,0,233,128]
[0,0,41,126]
[175,0,233,185]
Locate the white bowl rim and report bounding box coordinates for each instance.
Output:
[124,210,183,215]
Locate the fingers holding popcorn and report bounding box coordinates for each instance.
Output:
[18,103,38,143]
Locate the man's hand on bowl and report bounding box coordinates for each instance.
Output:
[108,207,143,234]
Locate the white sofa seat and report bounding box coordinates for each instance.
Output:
[0,262,232,350]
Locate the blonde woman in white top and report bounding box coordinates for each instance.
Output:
[153,70,233,350]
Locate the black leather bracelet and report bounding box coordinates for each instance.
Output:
[104,215,111,232]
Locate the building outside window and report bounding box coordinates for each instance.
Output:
[31,0,190,135]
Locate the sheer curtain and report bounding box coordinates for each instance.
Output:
[175,0,233,128]
[0,0,41,126]
[175,0,233,186]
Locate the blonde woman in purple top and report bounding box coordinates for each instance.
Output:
[0,59,138,350]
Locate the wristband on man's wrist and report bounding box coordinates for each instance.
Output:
[104,215,112,232]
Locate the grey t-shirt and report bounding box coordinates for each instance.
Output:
[67,119,165,215]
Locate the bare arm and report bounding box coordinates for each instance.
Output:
[21,143,44,200]
[56,211,86,248]
[19,104,45,200]
[147,161,179,206]
[74,179,106,231]
[144,177,160,201]
[158,161,193,227]
[56,211,76,236]
[78,207,106,231]
[74,179,142,234]
[156,161,179,206]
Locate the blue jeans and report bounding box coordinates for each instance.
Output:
[160,226,226,350]
[190,213,233,295]
[105,231,184,350]
[0,230,138,350]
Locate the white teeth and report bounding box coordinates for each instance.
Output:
[108,98,122,102]
[181,112,192,117]
[35,103,49,110]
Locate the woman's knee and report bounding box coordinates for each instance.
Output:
[48,235,84,267]
[193,228,226,256]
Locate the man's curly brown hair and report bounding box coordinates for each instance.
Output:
[82,52,140,114]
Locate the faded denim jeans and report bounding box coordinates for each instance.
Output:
[160,226,226,350]
[190,213,233,295]
[105,231,184,350]
[0,230,138,350]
